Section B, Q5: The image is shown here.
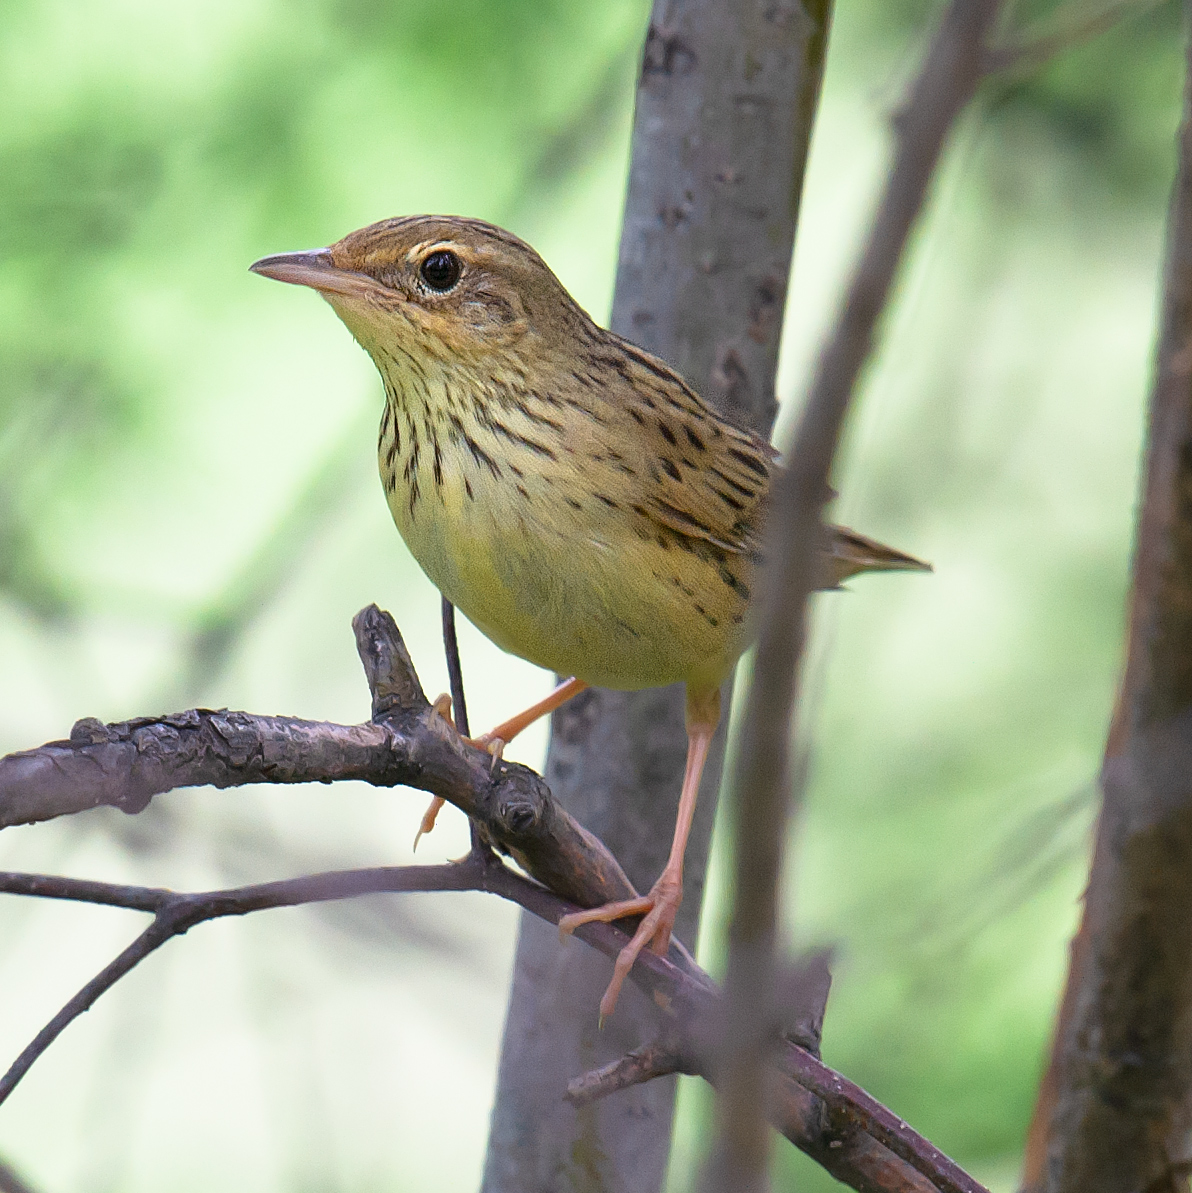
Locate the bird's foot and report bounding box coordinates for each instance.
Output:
[557,871,683,1025]
[415,697,509,849]
[413,696,457,849]
[462,731,507,772]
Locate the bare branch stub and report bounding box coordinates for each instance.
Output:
[565,1036,699,1108]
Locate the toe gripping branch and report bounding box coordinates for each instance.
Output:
[0,604,991,1193]
[353,605,640,913]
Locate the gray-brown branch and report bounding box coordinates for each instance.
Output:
[0,855,975,1193]
[0,606,633,913]
[0,604,985,1193]
[1026,4,1192,1191]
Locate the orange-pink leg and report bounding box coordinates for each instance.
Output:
[558,685,721,1023]
[414,678,589,849]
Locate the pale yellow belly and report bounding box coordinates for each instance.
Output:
[383,461,750,693]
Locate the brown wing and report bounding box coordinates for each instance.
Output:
[594,337,773,555]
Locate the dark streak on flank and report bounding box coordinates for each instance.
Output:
[520,404,565,432]
[629,408,646,426]
[516,484,530,500]
[660,458,681,482]
[566,497,583,511]
[657,420,677,446]
[404,440,421,482]
[432,438,444,488]
[463,433,502,478]
[730,447,769,477]
[594,493,619,509]
[713,467,755,498]
[685,425,706,452]
[655,500,717,542]
[464,477,474,501]
[719,565,750,600]
[488,417,558,460]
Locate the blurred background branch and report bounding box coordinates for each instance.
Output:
[482,2,835,1188]
[1021,2,1192,1189]
[705,2,1004,1191]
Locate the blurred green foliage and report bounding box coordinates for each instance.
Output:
[0,0,1185,1190]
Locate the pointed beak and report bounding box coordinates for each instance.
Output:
[249,249,374,299]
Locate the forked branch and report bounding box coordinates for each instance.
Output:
[0,605,986,1193]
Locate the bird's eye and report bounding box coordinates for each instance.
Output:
[420,250,462,292]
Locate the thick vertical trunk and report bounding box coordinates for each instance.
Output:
[1025,8,1192,1190]
[480,3,833,1191]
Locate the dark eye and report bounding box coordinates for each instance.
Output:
[420,250,462,291]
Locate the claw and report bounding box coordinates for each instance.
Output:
[413,796,446,851]
[463,733,507,773]
[557,873,683,1021]
[431,693,454,727]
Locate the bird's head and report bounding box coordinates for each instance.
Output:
[250,216,582,372]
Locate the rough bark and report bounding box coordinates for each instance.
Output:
[0,604,989,1193]
[480,3,834,1190]
[1028,7,1192,1190]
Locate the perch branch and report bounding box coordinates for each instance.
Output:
[0,606,634,913]
[0,605,987,1193]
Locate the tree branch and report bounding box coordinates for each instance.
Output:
[982,0,1162,78]
[0,606,635,913]
[0,1159,40,1193]
[705,1,1003,1189]
[0,605,988,1193]
[1026,5,1192,1190]
[0,854,984,1193]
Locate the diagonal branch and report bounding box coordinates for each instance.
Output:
[982,0,1163,78]
[0,602,989,1193]
[0,606,635,913]
[0,854,984,1193]
[1024,5,1192,1189]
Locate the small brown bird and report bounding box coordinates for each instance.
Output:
[251,216,928,1018]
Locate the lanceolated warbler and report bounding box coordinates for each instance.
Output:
[251,216,928,1019]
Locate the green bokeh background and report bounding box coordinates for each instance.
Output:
[0,1,1182,1190]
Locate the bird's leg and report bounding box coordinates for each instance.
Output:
[414,678,588,849]
[558,685,721,1023]
[465,676,588,762]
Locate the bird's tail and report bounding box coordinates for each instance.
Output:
[824,525,932,587]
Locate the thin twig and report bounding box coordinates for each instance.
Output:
[704,1,1004,1191]
[0,604,988,1192]
[0,856,978,1192]
[983,0,1162,77]
[565,1036,698,1108]
[0,1159,40,1193]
